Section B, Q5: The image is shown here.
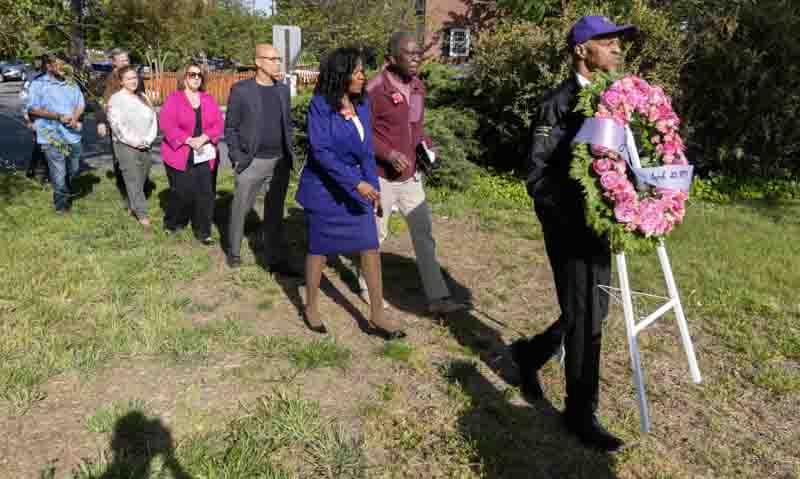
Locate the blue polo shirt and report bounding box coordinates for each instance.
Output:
[27,74,85,145]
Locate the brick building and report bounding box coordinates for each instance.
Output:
[415,0,495,61]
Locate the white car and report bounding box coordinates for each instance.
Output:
[0,60,28,82]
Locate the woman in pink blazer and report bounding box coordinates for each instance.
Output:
[159,62,224,243]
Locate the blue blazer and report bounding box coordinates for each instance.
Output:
[296,94,380,214]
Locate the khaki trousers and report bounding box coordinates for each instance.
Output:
[360,174,449,302]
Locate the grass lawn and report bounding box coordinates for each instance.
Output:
[1,167,798,478]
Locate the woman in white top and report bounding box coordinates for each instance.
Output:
[106,65,158,226]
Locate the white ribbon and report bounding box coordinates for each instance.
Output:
[573,118,694,192]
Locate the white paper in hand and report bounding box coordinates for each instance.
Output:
[422,141,436,164]
[194,144,216,164]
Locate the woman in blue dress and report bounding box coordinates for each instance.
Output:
[296,48,406,339]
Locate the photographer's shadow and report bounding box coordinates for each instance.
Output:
[98,411,193,479]
[446,360,617,478]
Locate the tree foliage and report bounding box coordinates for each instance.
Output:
[465,0,688,173]
[676,0,800,176]
[272,0,416,63]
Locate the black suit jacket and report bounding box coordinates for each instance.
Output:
[224,78,294,170]
[526,77,585,216]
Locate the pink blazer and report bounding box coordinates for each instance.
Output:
[159,90,224,171]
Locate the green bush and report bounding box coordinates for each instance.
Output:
[424,106,483,191]
[678,0,800,177]
[466,0,688,173]
[418,62,470,109]
[691,176,800,203]
[291,91,313,161]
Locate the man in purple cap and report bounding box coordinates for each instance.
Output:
[511,15,636,453]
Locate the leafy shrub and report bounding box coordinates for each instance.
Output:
[291,91,313,161]
[678,0,800,177]
[418,62,470,109]
[466,0,688,173]
[691,176,800,203]
[424,106,483,191]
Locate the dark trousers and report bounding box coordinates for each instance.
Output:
[534,202,611,416]
[26,134,49,179]
[164,162,215,239]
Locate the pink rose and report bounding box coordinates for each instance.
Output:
[600,171,623,190]
[614,200,639,223]
[612,182,636,203]
[620,77,635,91]
[592,158,613,175]
[638,199,663,236]
[591,145,609,157]
[391,92,404,105]
[601,90,622,109]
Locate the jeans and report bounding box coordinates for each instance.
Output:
[42,142,81,211]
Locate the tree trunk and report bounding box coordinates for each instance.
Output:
[71,0,85,67]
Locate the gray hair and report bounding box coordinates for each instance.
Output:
[387,32,416,58]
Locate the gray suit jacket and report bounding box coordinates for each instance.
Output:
[224,78,294,170]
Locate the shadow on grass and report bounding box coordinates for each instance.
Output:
[376,251,520,385]
[97,411,193,479]
[71,173,101,201]
[447,360,617,478]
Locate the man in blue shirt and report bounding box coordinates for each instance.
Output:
[20,56,49,181]
[27,54,85,213]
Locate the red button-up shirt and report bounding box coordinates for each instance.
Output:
[366,69,432,182]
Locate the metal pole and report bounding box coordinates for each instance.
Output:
[657,242,702,384]
[616,252,652,433]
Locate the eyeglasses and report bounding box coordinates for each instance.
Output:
[256,56,282,63]
[187,72,203,79]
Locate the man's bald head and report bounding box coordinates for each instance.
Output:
[256,43,278,57]
[254,43,283,84]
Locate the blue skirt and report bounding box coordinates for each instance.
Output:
[306,209,379,255]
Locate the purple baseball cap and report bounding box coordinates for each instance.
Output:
[567,16,637,48]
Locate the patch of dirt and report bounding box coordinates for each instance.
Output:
[2,214,799,478]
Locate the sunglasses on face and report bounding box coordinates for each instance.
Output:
[187,72,203,79]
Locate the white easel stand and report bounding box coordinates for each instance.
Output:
[613,240,702,432]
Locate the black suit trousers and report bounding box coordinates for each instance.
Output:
[535,201,611,415]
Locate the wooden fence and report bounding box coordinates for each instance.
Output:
[144,67,320,106]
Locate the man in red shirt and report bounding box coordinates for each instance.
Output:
[364,32,466,315]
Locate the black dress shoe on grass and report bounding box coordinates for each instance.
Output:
[510,339,545,401]
[564,413,625,453]
[226,255,242,268]
[268,261,303,279]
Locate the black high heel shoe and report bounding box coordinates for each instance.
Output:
[301,310,328,334]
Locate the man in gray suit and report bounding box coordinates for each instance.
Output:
[225,43,299,277]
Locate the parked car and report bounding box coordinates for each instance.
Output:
[0,60,29,82]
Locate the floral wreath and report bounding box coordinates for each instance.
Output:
[570,73,691,254]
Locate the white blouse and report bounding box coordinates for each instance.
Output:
[107,91,158,148]
[351,115,365,142]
